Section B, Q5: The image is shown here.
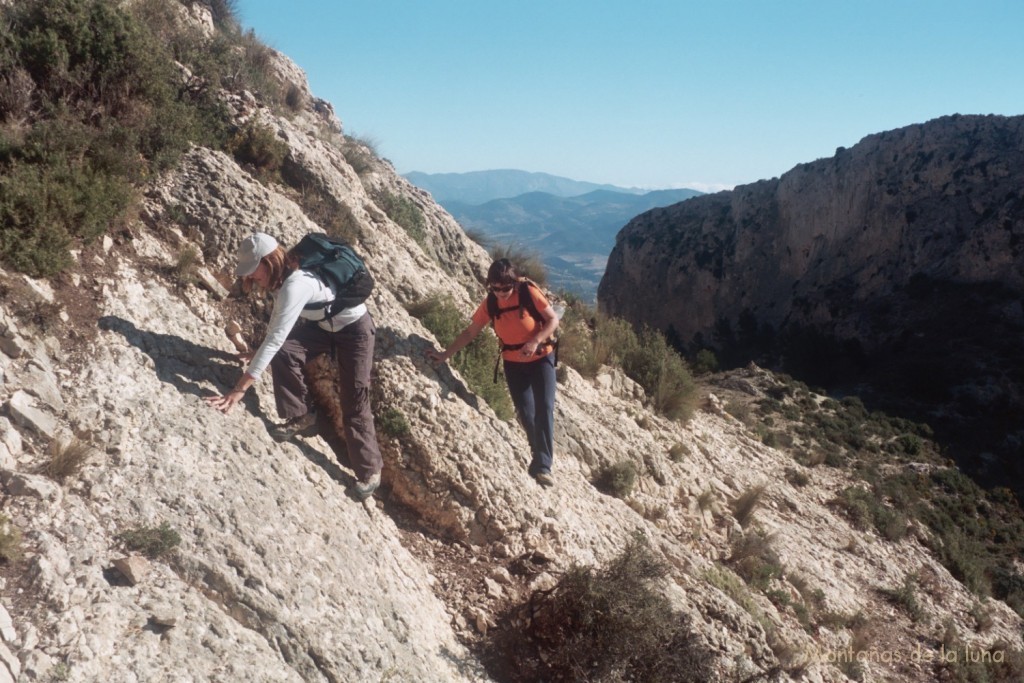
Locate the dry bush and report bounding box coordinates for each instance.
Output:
[42,437,95,483]
[730,484,766,528]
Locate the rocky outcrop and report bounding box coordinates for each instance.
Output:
[599,114,1024,483]
[0,23,1022,683]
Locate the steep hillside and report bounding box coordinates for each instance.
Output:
[600,114,1024,492]
[1,4,1023,683]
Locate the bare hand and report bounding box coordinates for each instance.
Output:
[204,391,243,414]
[425,348,448,363]
[236,351,255,363]
[521,341,539,357]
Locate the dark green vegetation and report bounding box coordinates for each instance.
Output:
[483,534,714,682]
[743,375,1024,618]
[0,0,303,277]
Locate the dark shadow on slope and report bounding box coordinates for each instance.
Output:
[100,315,243,397]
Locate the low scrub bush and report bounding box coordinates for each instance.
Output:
[226,119,289,180]
[116,521,180,558]
[485,534,714,682]
[730,484,766,528]
[596,460,638,498]
[340,135,378,175]
[668,441,691,463]
[42,437,95,483]
[376,190,426,246]
[621,326,699,422]
[0,515,22,563]
[879,573,924,622]
[728,529,783,591]
[377,407,410,438]
[407,295,513,421]
[691,348,719,375]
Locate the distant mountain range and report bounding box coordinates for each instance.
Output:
[404,169,648,205]
[404,170,701,299]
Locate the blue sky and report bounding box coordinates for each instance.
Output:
[238,1,1024,192]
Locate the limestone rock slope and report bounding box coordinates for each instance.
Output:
[599,114,1024,484]
[1,33,1022,683]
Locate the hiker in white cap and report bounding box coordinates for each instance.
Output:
[204,232,383,499]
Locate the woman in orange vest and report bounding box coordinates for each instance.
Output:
[427,258,560,486]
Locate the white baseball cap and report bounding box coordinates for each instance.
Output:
[235,233,279,277]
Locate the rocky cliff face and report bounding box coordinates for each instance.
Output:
[1,12,1023,683]
[599,114,1024,484]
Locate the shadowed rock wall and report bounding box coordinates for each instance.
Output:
[600,114,1024,485]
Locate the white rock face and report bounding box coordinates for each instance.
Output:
[0,38,1020,683]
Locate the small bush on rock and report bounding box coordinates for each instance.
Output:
[484,534,715,682]
[0,515,22,563]
[42,437,95,483]
[596,460,637,498]
[116,521,181,558]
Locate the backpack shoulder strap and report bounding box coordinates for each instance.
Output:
[486,291,498,321]
[518,279,543,322]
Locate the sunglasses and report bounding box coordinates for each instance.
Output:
[488,284,514,294]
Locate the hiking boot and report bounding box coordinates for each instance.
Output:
[535,471,554,487]
[269,411,318,442]
[353,471,381,500]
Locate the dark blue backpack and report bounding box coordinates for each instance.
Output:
[290,233,375,319]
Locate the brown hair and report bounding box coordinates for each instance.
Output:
[242,245,289,293]
[487,258,517,286]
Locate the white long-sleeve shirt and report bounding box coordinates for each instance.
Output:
[245,270,367,379]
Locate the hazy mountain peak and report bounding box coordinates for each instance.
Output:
[403,169,647,205]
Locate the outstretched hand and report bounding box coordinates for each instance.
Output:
[425,348,448,363]
[204,390,243,413]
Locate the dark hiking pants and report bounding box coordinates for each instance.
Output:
[503,353,556,476]
[269,313,383,481]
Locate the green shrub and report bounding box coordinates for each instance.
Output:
[116,521,180,558]
[377,407,410,438]
[376,190,426,246]
[596,460,638,498]
[174,245,201,285]
[832,486,875,531]
[486,534,714,682]
[340,135,377,175]
[407,295,513,421]
[292,188,361,243]
[785,467,810,487]
[691,348,719,375]
[621,325,698,422]
[879,573,924,622]
[0,0,241,276]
